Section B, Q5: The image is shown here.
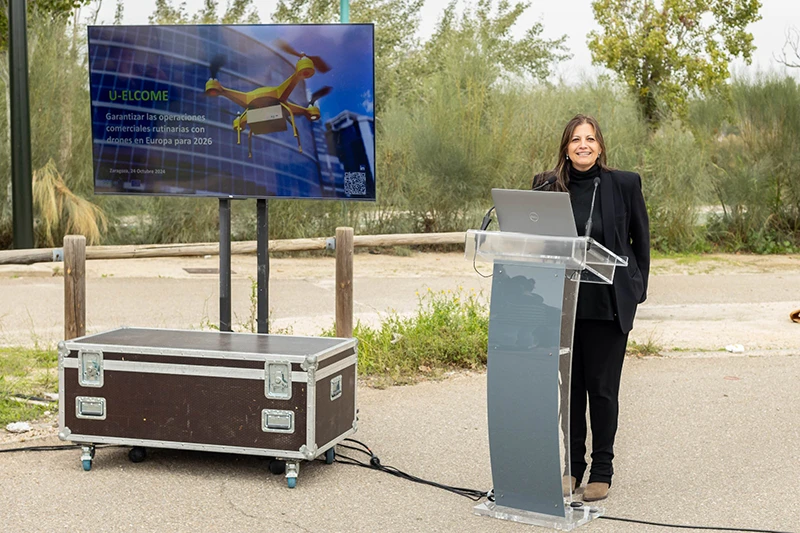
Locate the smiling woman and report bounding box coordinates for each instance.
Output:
[532,113,651,503]
[567,123,603,171]
[533,114,611,192]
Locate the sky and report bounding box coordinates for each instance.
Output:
[91,0,800,83]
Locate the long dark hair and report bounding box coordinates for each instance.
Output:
[533,114,611,192]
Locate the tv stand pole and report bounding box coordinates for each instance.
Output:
[257,198,269,333]
[218,198,270,334]
[219,198,231,332]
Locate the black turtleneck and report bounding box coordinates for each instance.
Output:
[568,163,616,321]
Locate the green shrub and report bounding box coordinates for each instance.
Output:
[642,120,710,252]
[325,288,489,385]
[0,347,58,426]
[690,75,800,253]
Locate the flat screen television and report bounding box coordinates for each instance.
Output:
[88,24,375,200]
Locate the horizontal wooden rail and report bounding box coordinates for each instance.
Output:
[0,232,466,265]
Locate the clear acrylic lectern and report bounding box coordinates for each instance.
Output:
[465,229,627,530]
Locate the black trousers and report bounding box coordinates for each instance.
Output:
[570,318,628,486]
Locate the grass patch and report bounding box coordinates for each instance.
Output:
[674,255,724,265]
[669,347,725,352]
[392,246,413,257]
[626,337,664,358]
[325,288,489,387]
[0,347,58,426]
[651,250,730,262]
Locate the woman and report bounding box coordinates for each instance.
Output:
[533,114,650,502]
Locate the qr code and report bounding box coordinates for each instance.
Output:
[344,172,367,196]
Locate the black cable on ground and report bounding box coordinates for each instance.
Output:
[0,444,80,453]
[599,515,793,533]
[2,439,794,533]
[336,438,489,502]
[12,393,56,403]
[0,444,120,454]
[339,439,793,533]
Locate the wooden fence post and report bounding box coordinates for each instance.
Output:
[64,235,86,340]
[335,227,354,338]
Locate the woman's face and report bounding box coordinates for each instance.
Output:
[567,123,601,171]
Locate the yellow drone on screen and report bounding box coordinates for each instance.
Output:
[204,40,332,157]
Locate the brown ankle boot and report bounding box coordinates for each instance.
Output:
[583,482,609,501]
[562,476,577,496]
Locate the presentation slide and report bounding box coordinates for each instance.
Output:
[89,24,375,200]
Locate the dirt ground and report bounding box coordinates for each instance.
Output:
[1,251,798,353]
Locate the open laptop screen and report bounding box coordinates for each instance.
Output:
[491,189,578,237]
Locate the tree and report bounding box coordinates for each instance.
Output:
[408,1,570,88]
[588,0,762,126]
[776,26,800,68]
[0,0,89,51]
[272,0,570,110]
[271,0,425,112]
[113,0,124,24]
[148,0,260,25]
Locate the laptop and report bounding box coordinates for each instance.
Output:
[491,188,578,237]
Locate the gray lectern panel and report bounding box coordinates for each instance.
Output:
[487,262,566,517]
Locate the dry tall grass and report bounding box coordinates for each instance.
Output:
[33,159,107,246]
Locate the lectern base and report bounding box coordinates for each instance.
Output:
[473,501,604,530]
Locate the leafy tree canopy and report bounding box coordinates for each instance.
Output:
[588,0,762,125]
[148,0,260,24]
[272,0,570,108]
[1,0,89,51]
[409,0,570,88]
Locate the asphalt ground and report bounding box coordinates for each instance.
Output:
[1,252,799,532]
[1,355,798,533]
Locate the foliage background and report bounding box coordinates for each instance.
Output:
[0,0,798,254]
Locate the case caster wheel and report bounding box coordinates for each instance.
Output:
[285,461,299,489]
[80,445,95,471]
[268,459,286,475]
[129,447,147,463]
[325,448,335,465]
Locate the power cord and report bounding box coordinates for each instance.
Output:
[472,247,492,278]
[2,440,794,533]
[471,229,492,278]
[598,515,793,533]
[0,443,121,453]
[334,440,793,533]
[334,438,490,502]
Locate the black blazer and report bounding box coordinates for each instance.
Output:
[534,169,650,334]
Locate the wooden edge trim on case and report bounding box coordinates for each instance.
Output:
[84,326,354,344]
[63,344,308,365]
[61,358,308,382]
[317,356,357,381]
[101,352,273,370]
[317,347,356,370]
[68,350,305,372]
[314,340,357,362]
[59,433,308,460]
